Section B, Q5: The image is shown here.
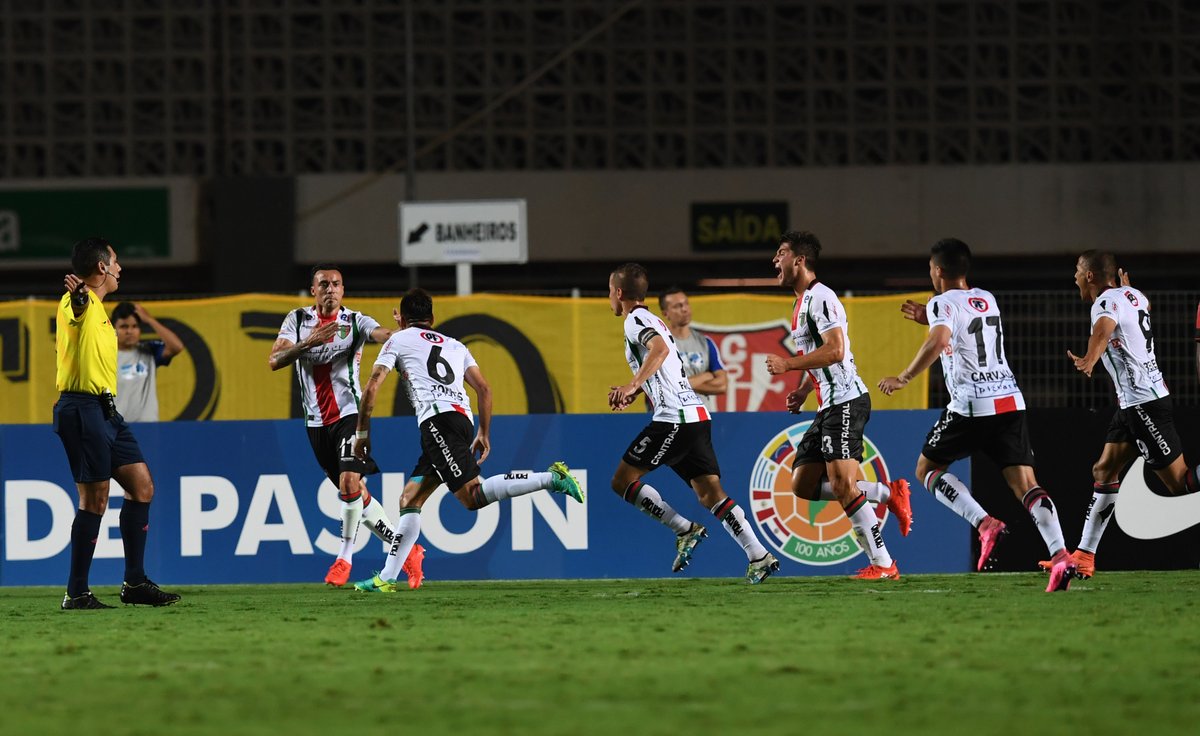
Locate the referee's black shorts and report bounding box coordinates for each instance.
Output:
[53,392,145,483]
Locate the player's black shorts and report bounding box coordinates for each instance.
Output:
[411,412,481,492]
[1105,396,1182,469]
[623,420,721,483]
[921,408,1036,469]
[306,414,380,485]
[794,393,872,465]
[53,392,146,483]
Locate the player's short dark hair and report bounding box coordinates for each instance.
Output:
[111,302,139,324]
[1079,249,1117,283]
[400,288,434,325]
[658,286,686,311]
[612,263,649,302]
[780,230,821,267]
[931,238,972,279]
[71,237,112,277]
[310,263,342,284]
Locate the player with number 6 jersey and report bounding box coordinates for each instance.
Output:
[349,288,584,594]
[1038,251,1200,579]
[606,264,779,584]
[880,238,1077,592]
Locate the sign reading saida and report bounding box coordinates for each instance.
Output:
[691,201,788,252]
[399,199,527,265]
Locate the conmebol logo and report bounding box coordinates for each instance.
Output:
[748,421,890,566]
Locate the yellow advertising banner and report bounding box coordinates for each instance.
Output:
[0,292,930,424]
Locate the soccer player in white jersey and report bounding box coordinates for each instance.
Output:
[607,264,780,583]
[879,238,1077,592]
[269,265,424,588]
[350,288,584,593]
[1034,250,1200,578]
[765,232,908,580]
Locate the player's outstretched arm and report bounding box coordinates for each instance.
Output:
[879,325,949,395]
[464,365,492,463]
[353,364,391,458]
[900,299,929,325]
[1067,316,1116,378]
[368,325,394,344]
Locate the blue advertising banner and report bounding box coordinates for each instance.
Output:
[0,411,969,585]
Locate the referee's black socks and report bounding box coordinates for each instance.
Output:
[68,510,103,597]
[119,500,151,585]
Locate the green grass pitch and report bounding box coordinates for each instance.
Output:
[3,572,1198,736]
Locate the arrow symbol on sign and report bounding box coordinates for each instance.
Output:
[407,223,430,244]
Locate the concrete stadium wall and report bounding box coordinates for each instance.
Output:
[294,164,1200,263]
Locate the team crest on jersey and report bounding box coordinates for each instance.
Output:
[336,324,351,340]
[420,331,444,343]
[1124,291,1139,307]
[749,421,891,566]
[968,297,989,312]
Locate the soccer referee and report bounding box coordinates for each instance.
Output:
[55,237,180,609]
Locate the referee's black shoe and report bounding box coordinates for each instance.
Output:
[120,579,181,607]
[61,592,114,610]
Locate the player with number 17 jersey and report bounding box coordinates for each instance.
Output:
[926,287,1026,416]
[375,328,478,426]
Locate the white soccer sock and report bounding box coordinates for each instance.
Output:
[1023,486,1066,557]
[844,493,892,567]
[337,493,364,561]
[818,479,891,505]
[710,497,768,561]
[924,470,987,528]
[360,494,396,544]
[481,471,554,503]
[1078,481,1119,553]
[622,481,692,534]
[380,509,422,582]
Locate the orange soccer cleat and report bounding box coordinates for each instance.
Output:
[887,479,914,536]
[853,561,900,580]
[1038,549,1095,580]
[324,558,352,587]
[402,543,426,590]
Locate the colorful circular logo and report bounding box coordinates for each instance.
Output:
[421,331,444,343]
[749,420,891,566]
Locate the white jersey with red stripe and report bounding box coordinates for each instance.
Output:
[277,306,381,427]
[1091,286,1169,409]
[375,327,478,426]
[926,287,1026,417]
[789,281,868,411]
[623,306,709,423]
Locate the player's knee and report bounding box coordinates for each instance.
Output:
[455,482,487,511]
[1091,461,1116,483]
[610,475,627,495]
[81,496,109,515]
